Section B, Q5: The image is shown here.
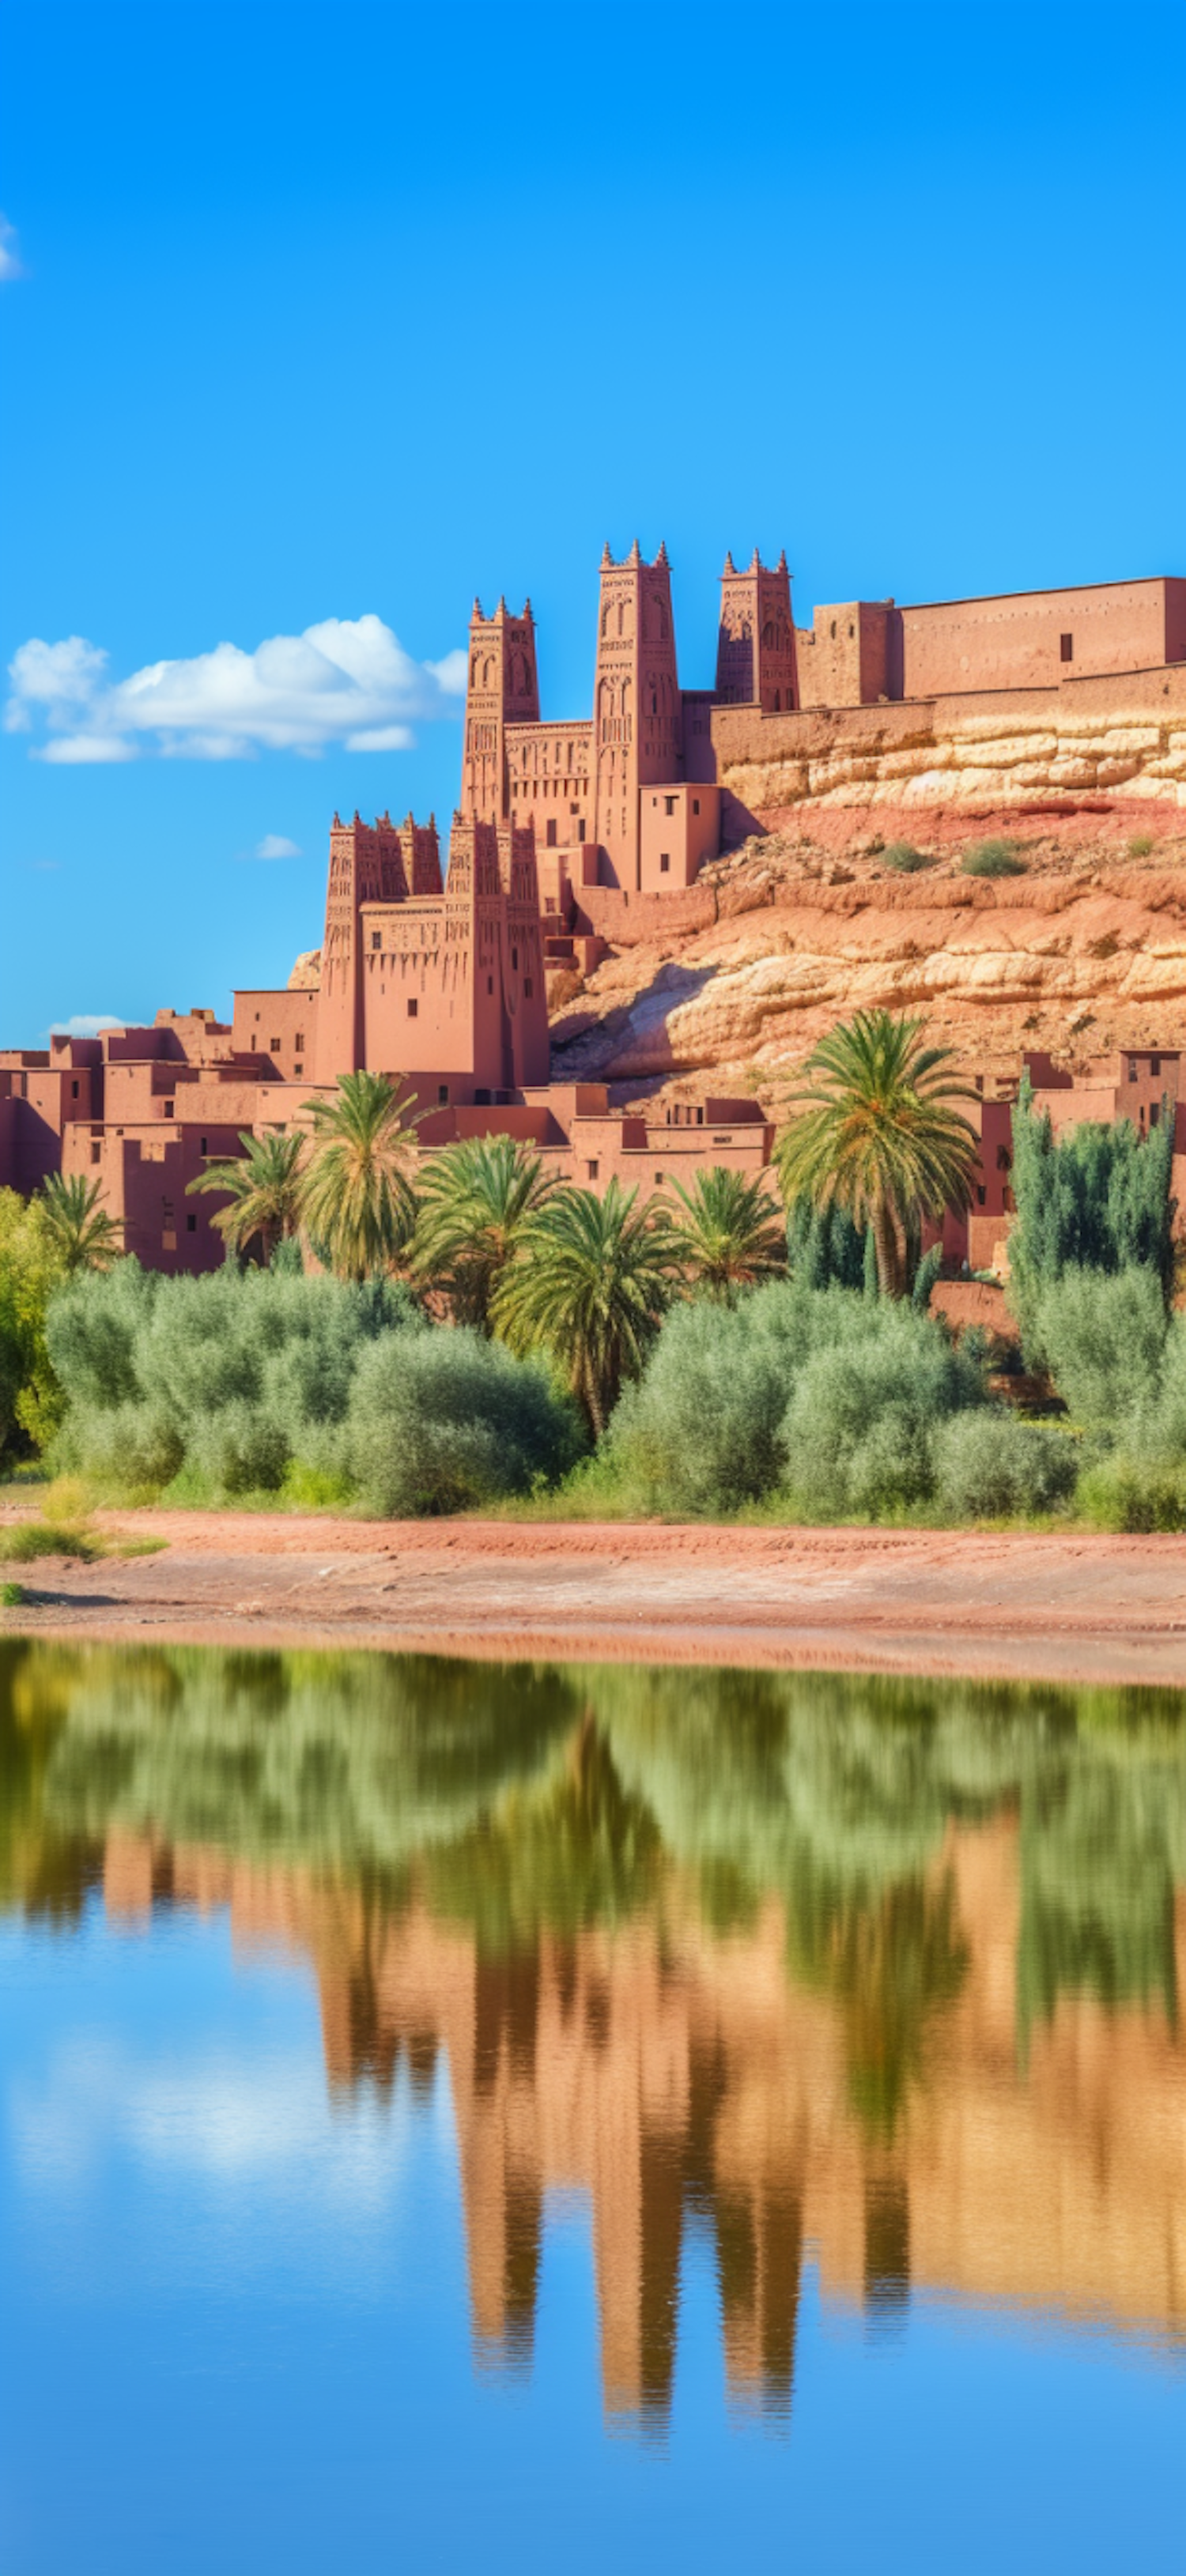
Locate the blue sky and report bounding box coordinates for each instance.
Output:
[2,0,1184,1046]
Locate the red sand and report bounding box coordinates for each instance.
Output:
[3,1507,1186,1687]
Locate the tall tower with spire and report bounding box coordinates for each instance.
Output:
[591,541,681,891]
[461,597,540,824]
[716,550,799,712]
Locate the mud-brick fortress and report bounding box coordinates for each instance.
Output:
[2,544,1184,1273]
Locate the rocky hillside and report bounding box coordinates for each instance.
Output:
[549,799,1186,1116]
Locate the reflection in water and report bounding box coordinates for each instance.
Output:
[2,1639,1185,2427]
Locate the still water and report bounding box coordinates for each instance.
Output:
[0,1639,1183,2573]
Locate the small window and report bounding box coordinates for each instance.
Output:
[693,798,700,815]
[659,854,670,873]
[437,1084,449,1106]
[71,1078,79,1099]
[1129,1059,1139,1081]
[293,1062,303,1077]
[270,1036,281,1053]
[830,620,837,640]
[512,946,519,970]
[1151,1056,1161,1077]
[187,1213,197,1233]
[524,979,534,998]
[295,1033,304,1052]
[975,1074,984,1093]
[546,819,557,847]
[1150,1102,1161,1127]
[665,795,677,816]
[586,1159,599,1181]
[487,975,494,996]
[696,1107,704,1126]
[577,818,585,841]
[164,1099,174,1117]
[372,931,382,950]
[408,998,417,1018]
[976,1185,987,1206]
[1060,633,1073,663]
[200,1136,207,1154]
[545,896,557,913]
[90,1142,101,1166]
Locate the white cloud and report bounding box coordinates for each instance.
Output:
[254,833,302,859]
[5,613,467,764]
[0,213,22,282]
[49,1014,126,1037]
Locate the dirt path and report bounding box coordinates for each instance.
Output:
[3,1507,1186,1685]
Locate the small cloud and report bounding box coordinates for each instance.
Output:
[6,613,465,764]
[49,1014,126,1038]
[254,833,302,859]
[0,214,22,283]
[346,725,415,752]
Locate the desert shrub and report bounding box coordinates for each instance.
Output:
[961,839,1027,879]
[0,1519,99,1563]
[1033,1265,1166,1428]
[46,1259,422,1495]
[1127,833,1154,858]
[934,1409,1077,1519]
[53,1398,184,1492]
[1075,1454,1186,1533]
[780,1296,983,1518]
[348,1328,582,1518]
[606,1295,793,1514]
[881,842,935,873]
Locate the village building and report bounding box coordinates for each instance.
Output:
[2,543,1184,1268]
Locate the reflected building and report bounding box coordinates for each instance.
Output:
[96,1806,1186,2424]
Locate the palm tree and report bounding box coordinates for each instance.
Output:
[493,1180,680,1436]
[776,1009,978,1298]
[187,1128,305,1262]
[297,1070,423,1280]
[411,1133,560,1329]
[665,1166,787,1301]
[38,1171,123,1273]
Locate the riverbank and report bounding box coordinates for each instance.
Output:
[3,1507,1186,1686]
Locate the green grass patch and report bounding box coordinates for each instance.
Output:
[0,1520,100,1563]
[0,1580,25,1606]
[881,842,936,873]
[961,839,1028,879]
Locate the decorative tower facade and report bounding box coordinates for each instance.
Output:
[461,598,540,824]
[715,550,799,712]
[591,541,682,891]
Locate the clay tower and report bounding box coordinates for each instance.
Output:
[716,549,799,712]
[592,541,681,892]
[461,598,540,824]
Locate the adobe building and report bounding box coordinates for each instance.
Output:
[3,537,1183,1271]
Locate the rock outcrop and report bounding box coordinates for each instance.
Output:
[551,801,1186,1109]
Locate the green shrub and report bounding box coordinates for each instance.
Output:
[1008,1078,1175,1322]
[1127,833,1154,859]
[1075,1454,1186,1533]
[786,1194,869,1292]
[881,842,935,873]
[934,1409,1077,1518]
[779,1297,982,1518]
[606,1294,793,1514]
[47,1261,421,1496]
[961,839,1027,879]
[0,1580,24,1605]
[348,1328,583,1517]
[1033,1266,1166,1428]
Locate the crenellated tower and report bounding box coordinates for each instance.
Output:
[461,598,540,824]
[716,549,799,713]
[592,541,682,892]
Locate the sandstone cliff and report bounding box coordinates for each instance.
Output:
[550,799,1186,1111]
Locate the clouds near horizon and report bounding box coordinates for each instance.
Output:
[5,616,466,764]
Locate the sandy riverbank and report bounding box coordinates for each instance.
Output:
[3,1507,1186,1686]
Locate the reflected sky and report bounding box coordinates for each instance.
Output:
[0,1639,1183,2574]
